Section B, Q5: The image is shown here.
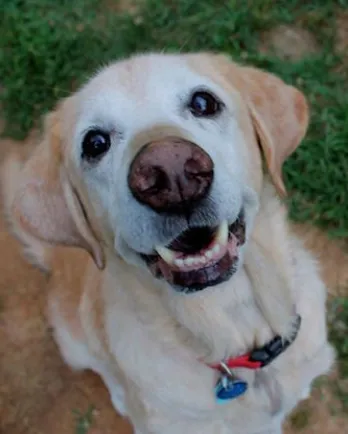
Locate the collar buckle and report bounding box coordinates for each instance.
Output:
[209,314,302,371]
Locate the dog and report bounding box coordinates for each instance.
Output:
[3,52,335,434]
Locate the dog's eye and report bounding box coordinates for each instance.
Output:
[189,91,222,117]
[82,130,111,161]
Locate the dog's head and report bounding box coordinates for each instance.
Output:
[11,53,308,293]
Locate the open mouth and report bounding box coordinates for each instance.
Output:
[141,211,246,293]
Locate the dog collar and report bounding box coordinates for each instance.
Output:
[208,314,302,403]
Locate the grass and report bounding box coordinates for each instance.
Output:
[1,0,348,420]
[73,406,95,434]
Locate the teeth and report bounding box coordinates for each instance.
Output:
[212,244,220,254]
[215,220,229,246]
[205,250,213,259]
[174,258,184,267]
[185,257,194,266]
[156,246,175,265]
[155,220,229,268]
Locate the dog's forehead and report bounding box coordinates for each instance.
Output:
[77,54,221,117]
[89,54,206,94]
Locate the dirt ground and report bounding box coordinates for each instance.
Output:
[0,134,347,434]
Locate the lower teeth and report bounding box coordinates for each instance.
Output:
[155,220,229,267]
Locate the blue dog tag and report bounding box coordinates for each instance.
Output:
[215,374,248,403]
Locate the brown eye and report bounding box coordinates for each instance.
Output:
[82,130,111,161]
[189,91,222,117]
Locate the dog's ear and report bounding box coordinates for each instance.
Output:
[11,106,105,269]
[214,55,309,197]
[240,66,309,197]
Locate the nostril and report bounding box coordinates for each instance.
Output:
[132,166,169,196]
[184,158,203,176]
[184,154,214,180]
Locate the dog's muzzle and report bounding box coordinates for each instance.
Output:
[127,137,245,293]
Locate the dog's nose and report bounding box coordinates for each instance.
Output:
[128,137,214,213]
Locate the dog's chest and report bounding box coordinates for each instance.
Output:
[98,261,329,430]
[101,282,291,419]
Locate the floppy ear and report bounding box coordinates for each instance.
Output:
[239,65,309,197]
[212,55,309,196]
[11,110,105,269]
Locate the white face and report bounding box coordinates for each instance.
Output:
[68,53,259,293]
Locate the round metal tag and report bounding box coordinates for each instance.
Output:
[215,375,248,403]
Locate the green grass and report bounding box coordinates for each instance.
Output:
[73,406,94,434]
[1,0,348,236]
